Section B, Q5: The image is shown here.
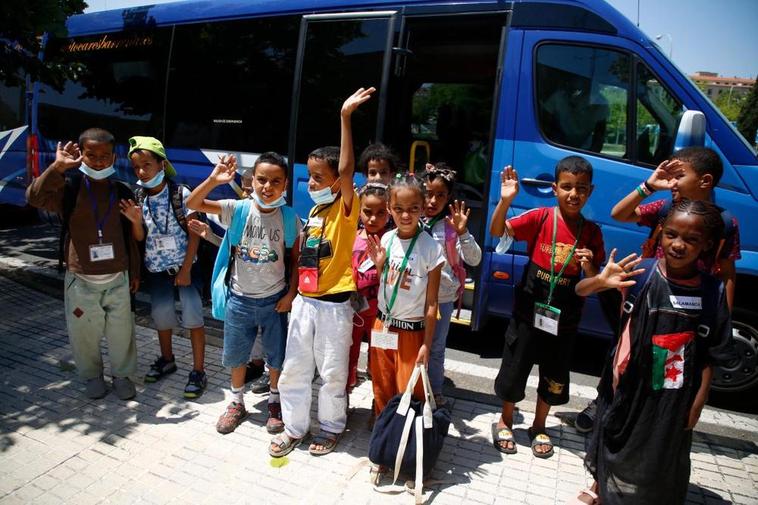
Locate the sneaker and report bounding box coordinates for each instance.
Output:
[183,370,207,399]
[113,377,136,400]
[244,361,265,383]
[144,356,177,383]
[574,399,597,433]
[85,376,108,399]
[250,370,270,394]
[216,401,248,434]
[266,401,285,434]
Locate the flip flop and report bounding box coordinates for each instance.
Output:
[566,488,599,505]
[309,430,340,456]
[491,422,517,454]
[269,432,302,458]
[528,427,554,459]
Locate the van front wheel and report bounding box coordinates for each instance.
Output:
[711,308,758,393]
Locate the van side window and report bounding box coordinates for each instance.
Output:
[635,62,683,165]
[0,73,25,130]
[165,16,299,153]
[536,44,629,156]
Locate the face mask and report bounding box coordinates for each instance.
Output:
[253,191,287,209]
[308,179,340,205]
[136,169,165,189]
[79,162,115,180]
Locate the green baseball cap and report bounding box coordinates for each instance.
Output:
[128,136,177,177]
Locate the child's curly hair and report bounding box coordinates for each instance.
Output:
[358,182,389,200]
[422,162,456,193]
[389,171,425,202]
[665,198,724,245]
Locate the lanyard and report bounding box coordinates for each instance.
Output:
[547,206,583,305]
[423,213,445,234]
[84,177,115,243]
[145,191,171,236]
[381,228,420,321]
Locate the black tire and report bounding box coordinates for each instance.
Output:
[711,307,758,393]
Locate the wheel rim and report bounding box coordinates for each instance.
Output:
[711,320,758,392]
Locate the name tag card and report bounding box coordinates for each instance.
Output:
[89,243,115,262]
[372,328,399,350]
[307,216,323,228]
[358,257,374,273]
[534,302,561,336]
[669,295,702,310]
[155,236,178,252]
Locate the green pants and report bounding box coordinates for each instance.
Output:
[64,271,137,379]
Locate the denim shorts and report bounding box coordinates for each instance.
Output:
[222,290,287,370]
[145,265,204,331]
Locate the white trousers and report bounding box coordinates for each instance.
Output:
[279,294,353,438]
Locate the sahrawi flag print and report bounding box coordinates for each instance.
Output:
[651,331,694,390]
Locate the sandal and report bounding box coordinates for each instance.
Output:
[369,464,388,485]
[308,430,340,456]
[567,488,599,505]
[269,432,302,458]
[491,422,517,454]
[528,427,554,459]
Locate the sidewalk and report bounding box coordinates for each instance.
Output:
[0,275,756,505]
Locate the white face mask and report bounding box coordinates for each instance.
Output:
[252,191,287,209]
[136,170,165,189]
[79,162,115,180]
[308,178,340,205]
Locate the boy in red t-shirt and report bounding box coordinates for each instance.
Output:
[488,156,605,458]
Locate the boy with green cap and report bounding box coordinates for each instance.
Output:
[121,136,208,398]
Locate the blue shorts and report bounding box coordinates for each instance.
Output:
[222,290,287,370]
[145,266,204,331]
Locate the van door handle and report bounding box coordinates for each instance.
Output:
[520,178,553,187]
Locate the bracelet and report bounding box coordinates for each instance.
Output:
[637,182,653,198]
[636,185,647,198]
[643,180,656,194]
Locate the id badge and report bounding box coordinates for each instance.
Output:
[534,302,561,336]
[89,243,115,262]
[307,216,323,228]
[357,257,374,273]
[298,266,319,293]
[371,324,399,350]
[154,236,178,252]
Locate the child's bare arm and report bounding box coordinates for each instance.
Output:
[276,237,301,313]
[419,264,443,366]
[717,258,736,311]
[611,159,684,223]
[489,166,518,237]
[339,87,376,215]
[186,154,237,214]
[575,249,644,296]
[686,365,712,430]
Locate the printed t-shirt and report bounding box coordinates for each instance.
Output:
[377,229,445,323]
[300,191,359,298]
[143,184,192,273]
[507,206,605,329]
[219,200,302,299]
[352,233,381,313]
[638,198,741,275]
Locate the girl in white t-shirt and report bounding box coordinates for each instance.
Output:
[366,173,445,417]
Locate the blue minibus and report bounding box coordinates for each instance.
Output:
[0,0,755,392]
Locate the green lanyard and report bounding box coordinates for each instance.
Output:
[546,207,583,305]
[381,228,421,321]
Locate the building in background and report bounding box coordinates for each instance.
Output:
[690,71,755,99]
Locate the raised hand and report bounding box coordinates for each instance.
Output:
[646,159,684,191]
[209,154,238,185]
[53,141,84,173]
[119,199,142,224]
[499,165,519,201]
[446,199,471,236]
[187,218,210,239]
[366,233,387,271]
[341,87,376,117]
[596,248,646,290]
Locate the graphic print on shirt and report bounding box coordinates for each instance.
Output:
[651,330,695,390]
[385,254,413,291]
[238,214,282,264]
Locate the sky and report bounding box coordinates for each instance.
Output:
[84,0,758,79]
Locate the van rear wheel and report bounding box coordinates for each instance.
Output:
[711,308,758,393]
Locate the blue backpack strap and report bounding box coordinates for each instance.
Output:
[280,205,297,249]
[210,199,252,320]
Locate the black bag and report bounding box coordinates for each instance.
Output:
[368,364,450,503]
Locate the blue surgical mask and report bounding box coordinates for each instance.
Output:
[252,191,287,209]
[136,170,165,189]
[308,179,339,205]
[79,162,115,180]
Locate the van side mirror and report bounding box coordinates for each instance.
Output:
[674,110,706,151]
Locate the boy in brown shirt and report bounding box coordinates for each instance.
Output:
[26,128,141,400]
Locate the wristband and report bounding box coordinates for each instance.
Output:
[636,185,647,198]
[643,180,656,194]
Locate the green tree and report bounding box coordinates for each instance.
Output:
[0,0,87,89]
[737,77,758,147]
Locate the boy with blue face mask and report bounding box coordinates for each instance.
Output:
[26,128,140,401]
[188,151,302,434]
[270,87,374,458]
[123,136,208,399]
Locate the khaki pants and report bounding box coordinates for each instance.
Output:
[64,271,137,379]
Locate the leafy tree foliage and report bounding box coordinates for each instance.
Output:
[736,77,758,147]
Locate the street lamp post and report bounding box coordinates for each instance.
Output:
[655,33,673,59]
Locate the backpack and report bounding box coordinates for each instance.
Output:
[210,201,298,320]
[442,221,468,300]
[133,178,192,234]
[58,171,135,272]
